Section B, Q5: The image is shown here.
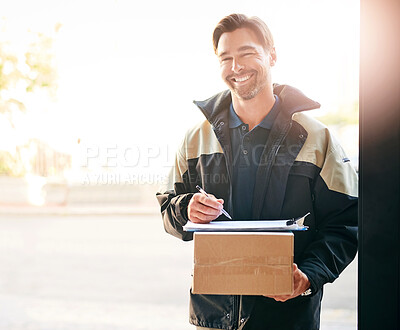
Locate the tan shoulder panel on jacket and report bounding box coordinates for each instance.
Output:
[293,112,358,197]
[183,120,224,159]
[170,120,223,186]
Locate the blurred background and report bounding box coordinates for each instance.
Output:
[0,0,359,329]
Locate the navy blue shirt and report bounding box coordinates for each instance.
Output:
[229,95,281,220]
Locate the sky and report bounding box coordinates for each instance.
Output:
[0,0,359,180]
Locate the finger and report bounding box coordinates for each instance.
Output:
[208,195,224,205]
[188,207,220,223]
[267,295,291,302]
[189,197,222,217]
[190,215,215,224]
[291,264,298,278]
[264,295,290,299]
[191,207,221,220]
[195,193,224,210]
[188,200,222,222]
[196,202,223,216]
[188,193,225,222]
[274,297,290,302]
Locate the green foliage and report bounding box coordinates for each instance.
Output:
[25,33,58,95]
[0,24,58,117]
[0,21,59,177]
[0,151,24,177]
[0,48,18,90]
[0,45,26,114]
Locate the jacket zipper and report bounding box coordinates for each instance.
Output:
[226,153,234,217]
[213,120,234,218]
[253,120,293,219]
[233,295,238,329]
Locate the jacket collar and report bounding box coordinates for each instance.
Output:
[229,95,281,129]
[193,84,321,126]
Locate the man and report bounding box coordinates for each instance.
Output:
[157,13,358,330]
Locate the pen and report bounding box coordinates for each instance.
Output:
[195,185,232,220]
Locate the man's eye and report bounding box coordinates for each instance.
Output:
[220,58,232,63]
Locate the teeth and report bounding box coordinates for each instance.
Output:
[234,75,250,82]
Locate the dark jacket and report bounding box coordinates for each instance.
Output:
[156,84,358,330]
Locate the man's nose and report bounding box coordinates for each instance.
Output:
[232,58,244,73]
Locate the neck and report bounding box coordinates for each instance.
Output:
[232,86,275,131]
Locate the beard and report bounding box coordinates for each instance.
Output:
[226,70,266,100]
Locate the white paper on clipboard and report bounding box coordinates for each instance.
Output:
[183,213,310,232]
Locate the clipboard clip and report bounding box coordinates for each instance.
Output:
[286,212,311,226]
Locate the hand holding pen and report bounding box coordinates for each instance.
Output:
[187,185,232,223]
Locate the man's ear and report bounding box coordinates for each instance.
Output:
[269,47,277,66]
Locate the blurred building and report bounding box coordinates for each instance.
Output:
[28,138,71,178]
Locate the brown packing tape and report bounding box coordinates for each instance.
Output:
[194,264,292,276]
[194,255,293,266]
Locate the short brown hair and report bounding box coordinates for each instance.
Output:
[212,14,274,54]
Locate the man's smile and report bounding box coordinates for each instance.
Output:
[229,72,255,84]
[233,74,251,82]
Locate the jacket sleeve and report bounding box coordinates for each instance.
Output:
[297,131,358,295]
[156,137,194,241]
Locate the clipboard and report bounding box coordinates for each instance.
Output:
[183,213,310,232]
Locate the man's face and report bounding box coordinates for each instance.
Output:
[217,28,275,100]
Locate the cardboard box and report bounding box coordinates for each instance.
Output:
[192,232,294,295]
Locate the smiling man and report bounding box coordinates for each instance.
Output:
[157,14,358,330]
[219,29,275,103]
